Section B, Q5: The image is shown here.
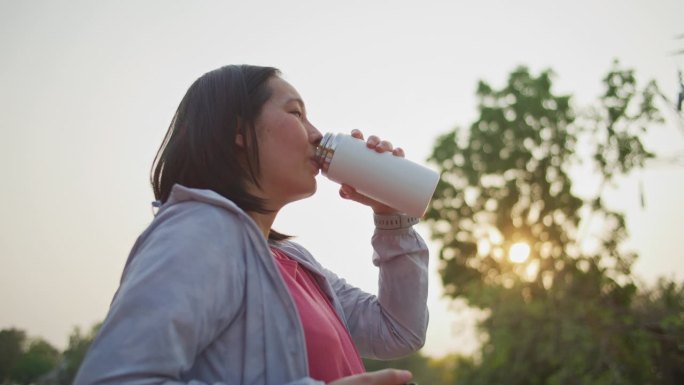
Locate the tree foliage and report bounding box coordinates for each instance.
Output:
[57,323,100,385]
[11,339,59,385]
[426,61,683,384]
[0,329,59,385]
[0,323,100,385]
[0,329,26,384]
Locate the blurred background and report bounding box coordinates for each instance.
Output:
[1,1,683,384]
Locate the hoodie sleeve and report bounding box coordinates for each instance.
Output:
[322,226,429,360]
[73,202,248,385]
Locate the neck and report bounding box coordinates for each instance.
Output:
[247,209,279,240]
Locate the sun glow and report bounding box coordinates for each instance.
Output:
[509,242,531,263]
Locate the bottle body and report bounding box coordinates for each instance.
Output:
[315,133,439,217]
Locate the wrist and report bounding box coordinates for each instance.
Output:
[373,213,420,229]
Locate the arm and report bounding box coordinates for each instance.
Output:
[330,130,429,359]
[324,221,429,360]
[74,203,246,385]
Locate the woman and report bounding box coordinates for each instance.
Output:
[74,65,429,385]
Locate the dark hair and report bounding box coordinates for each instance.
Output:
[151,64,290,240]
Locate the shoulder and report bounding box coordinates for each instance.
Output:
[149,184,261,244]
[156,200,244,234]
[126,187,261,277]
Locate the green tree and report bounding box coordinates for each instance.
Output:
[10,339,59,385]
[631,279,684,383]
[58,323,100,385]
[426,61,682,384]
[0,329,26,384]
[0,329,60,385]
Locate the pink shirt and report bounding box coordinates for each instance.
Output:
[271,248,365,382]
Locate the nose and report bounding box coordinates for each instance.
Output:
[308,122,323,147]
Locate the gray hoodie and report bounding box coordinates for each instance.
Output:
[74,184,429,385]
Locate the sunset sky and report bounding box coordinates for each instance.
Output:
[1,0,683,358]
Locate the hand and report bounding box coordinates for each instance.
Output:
[338,129,405,215]
[329,369,412,385]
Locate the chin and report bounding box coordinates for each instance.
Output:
[287,183,317,204]
[301,182,317,199]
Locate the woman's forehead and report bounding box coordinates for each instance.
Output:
[269,77,304,104]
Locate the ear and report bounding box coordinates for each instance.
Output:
[235,118,247,148]
[235,133,245,148]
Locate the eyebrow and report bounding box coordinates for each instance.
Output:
[285,97,305,108]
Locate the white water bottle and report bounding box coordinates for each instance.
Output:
[314,133,440,217]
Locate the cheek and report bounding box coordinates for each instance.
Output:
[257,116,309,160]
[276,124,309,150]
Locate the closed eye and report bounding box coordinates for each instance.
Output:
[286,97,306,118]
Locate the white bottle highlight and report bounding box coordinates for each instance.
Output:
[315,133,440,218]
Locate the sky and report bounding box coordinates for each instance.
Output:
[1,0,683,358]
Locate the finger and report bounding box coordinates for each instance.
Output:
[339,185,352,199]
[351,129,364,140]
[366,135,380,149]
[339,184,373,205]
[329,370,412,385]
[375,140,393,153]
[392,147,405,157]
[339,184,400,213]
[339,184,366,201]
[366,369,413,385]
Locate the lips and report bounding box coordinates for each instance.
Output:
[309,158,321,174]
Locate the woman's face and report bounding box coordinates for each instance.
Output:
[248,76,322,208]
